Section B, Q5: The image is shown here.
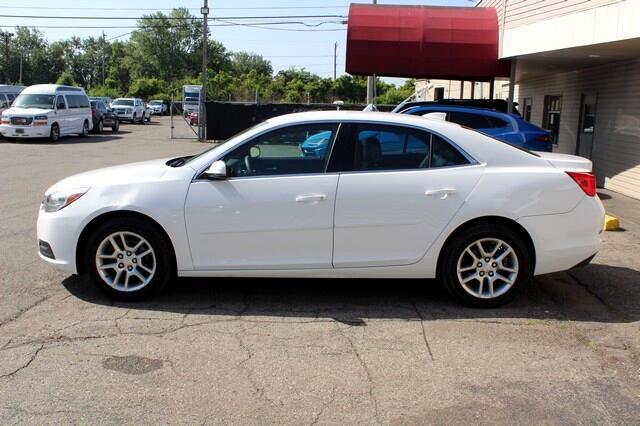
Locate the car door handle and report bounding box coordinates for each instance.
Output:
[296,194,326,203]
[425,188,457,199]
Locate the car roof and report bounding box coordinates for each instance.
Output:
[266,110,463,131]
[403,104,513,117]
[22,84,86,95]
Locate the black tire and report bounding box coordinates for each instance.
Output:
[139,113,145,124]
[440,224,532,308]
[112,119,119,132]
[79,120,89,137]
[132,113,137,124]
[145,114,151,123]
[96,119,103,134]
[50,123,60,142]
[84,218,174,301]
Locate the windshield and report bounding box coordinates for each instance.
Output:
[149,100,162,105]
[183,122,268,166]
[113,99,134,106]
[14,94,55,109]
[184,97,199,104]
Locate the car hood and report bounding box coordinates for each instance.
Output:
[4,107,53,116]
[48,158,172,194]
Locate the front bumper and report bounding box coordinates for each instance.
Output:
[0,124,51,138]
[37,206,82,274]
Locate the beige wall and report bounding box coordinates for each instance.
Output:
[517,57,640,199]
[414,79,507,101]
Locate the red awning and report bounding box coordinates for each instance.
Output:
[346,4,510,80]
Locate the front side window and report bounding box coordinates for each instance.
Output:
[352,124,431,171]
[56,96,66,110]
[222,123,338,177]
[66,95,78,109]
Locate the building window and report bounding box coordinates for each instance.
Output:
[434,87,445,100]
[522,97,532,122]
[542,95,562,145]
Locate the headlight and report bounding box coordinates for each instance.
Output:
[1,115,9,124]
[42,188,89,212]
[33,115,48,126]
[125,108,132,113]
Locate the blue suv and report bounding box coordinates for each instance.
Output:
[400,105,552,152]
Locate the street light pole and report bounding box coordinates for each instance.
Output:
[200,0,209,142]
[366,0,377,105]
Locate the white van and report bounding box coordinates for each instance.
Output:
[0,84,92,141]
[0,84,25,113]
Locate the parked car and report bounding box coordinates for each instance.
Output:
[0,84,92,141]
[0,84,26,114]
[188,111,199,126]
[110,98,146,124]
[89,96,113,107]
[36,111,604,307]
[393,99,520,115]
[147,100,168,115]
[90,100,119,133]
[399,105,553,152]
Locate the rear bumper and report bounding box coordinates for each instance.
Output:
[518,195,605,275]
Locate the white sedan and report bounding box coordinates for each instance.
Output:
[37,111,604,307]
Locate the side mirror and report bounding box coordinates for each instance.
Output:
[203,160,228,180]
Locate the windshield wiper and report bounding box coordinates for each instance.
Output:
[166,156,194,167]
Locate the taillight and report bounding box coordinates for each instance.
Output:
[537,134,551,142]
[566,171,596,197]
[91,107,96,117]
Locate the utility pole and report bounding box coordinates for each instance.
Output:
[1,31,12,83]
[199,0,209,142]
[102,31,106,86]
[333,41,338,80]
[19,51,23,84]
[366,0,377,105]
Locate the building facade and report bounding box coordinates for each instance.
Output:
[476,0,640,199]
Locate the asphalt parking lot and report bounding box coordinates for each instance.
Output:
[0,117,639,424]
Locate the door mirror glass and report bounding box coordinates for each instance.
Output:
[204,160,228,180]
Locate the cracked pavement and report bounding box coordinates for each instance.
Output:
[1,118,639,424]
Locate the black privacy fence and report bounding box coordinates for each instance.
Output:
[205,102,395,140]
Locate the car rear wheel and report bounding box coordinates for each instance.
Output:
[96,119,103,134]
[112,119,119,132]
[440,224,532,308]
[84,218,173,301]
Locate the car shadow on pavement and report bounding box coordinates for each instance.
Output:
[61,263,640,325]
[1,132,131,145]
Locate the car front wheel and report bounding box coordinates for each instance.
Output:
[440,224,532,308]
[84,218,173,301]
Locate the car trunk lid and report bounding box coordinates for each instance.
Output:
[536,151,592,172]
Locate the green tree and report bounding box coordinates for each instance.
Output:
[56,71,76,86]
[128,77,168,99]
[230,51,272,77]
[376,79,415,105]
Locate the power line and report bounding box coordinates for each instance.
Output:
[0,21,347,31]
[0,13,347,20]
[1,5,348,11]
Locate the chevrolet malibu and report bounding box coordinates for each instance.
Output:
[37,111,604,307]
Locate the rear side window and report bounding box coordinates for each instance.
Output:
[448,111,491,129]
[484,116,510,129]
[431,135,470,168]
[352,124,431,171]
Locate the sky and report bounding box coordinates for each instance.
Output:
[0,0,475,85]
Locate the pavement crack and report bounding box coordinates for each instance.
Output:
[0,344,44,378]
[310,386,337,425]
[412,300,435,362]
[335,324,381,424]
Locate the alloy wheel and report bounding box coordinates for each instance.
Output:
[95,231,157,292]
[456,238,519,299]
